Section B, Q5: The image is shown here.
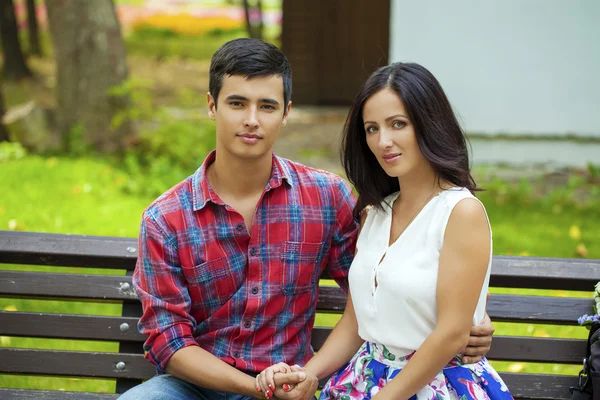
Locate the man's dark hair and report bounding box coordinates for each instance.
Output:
[209,38,292,109]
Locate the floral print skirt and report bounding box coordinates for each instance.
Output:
[319,341,513,400]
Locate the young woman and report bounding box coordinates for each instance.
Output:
[257,62,513,400]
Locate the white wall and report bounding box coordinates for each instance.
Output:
[389,0,600,137]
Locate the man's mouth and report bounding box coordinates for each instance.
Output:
[237,133,262,144]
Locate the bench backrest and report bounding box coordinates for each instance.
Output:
[1,231,599,399]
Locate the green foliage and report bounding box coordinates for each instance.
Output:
[587,162,600,180]
[65,124,90,156]
[130,25,180,39]
[109,78,216,198]
[0,141,27,163]
[124,30,247,60]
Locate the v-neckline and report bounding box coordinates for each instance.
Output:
[384,190,439,252]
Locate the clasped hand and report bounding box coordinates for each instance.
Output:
[255,363,318,400]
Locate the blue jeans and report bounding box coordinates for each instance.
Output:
[117,374,254,400]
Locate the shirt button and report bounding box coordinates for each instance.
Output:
[244,321,251,329]
[250,248,257,256]
[251,287,259,295]
[236,224,244,232]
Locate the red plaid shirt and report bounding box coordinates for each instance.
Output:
[133,151,358,374]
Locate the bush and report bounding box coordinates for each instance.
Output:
[122,118,216,198]
[0,141,27,163]
[109,78,216,198]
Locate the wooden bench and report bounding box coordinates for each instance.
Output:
[0,230,599,399]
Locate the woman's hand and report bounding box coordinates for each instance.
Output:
[256,362,293,399]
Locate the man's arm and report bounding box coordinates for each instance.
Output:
[167,347,262,398]
[325,178,359,291]
[134,215,280,398]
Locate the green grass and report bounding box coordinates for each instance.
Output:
[0,155,598,392]
[124,28,280,61]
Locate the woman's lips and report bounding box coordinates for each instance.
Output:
[382,153,401,164]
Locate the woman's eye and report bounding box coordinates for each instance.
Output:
[366,126,377,134]
[392,120,406,129]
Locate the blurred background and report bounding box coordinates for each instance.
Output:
[0,0,599,393]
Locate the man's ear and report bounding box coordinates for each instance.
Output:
[207,92,216,120]
[282,101,292,126]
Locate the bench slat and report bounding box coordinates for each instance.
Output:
[0,388,119,400]
[2,231,599,290]
[311,328,586,364]
[0,370,575,400]
[0,348,155,379]
[0,271,137,301]
[317,286,592,325]
[0,272,592,324]
[0,231,137,271]
[501,373,575,399]
[490,256,600,291]
[0,310,587,364]
[0,312,145,342]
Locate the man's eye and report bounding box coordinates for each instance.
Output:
[262,105,275,110]
[230,102,243,107]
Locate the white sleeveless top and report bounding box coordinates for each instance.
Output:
[348,187,492,357]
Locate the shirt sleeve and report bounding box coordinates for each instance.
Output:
[326,178,359,293]
[133,213,199,373]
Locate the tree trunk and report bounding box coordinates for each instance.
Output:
[45,0,133,153]
[0,84,10,142]
[242,0,263,40]
[26,0,42,56]
[242,0,255,38]
[256,0,264,40]
[0,0,33,80]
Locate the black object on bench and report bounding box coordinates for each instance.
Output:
[1,230,599,399]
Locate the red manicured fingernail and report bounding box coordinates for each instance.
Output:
[283,384,291,391]
[256,386,261,392]
[268,384,274,390]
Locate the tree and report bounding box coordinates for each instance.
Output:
[242,0,264,40]
[26,0,42,56]
[0,84,9,142]
[0,0,33,80]
[45,0,133,153]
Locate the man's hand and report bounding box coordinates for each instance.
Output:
[462,312,494,364]
[273,365,318,400]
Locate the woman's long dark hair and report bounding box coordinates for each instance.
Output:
[342,62,477,217]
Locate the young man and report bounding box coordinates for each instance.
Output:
[118,38,494,400]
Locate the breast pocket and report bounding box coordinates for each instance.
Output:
[185,256,244,314]
[280,241,322,296]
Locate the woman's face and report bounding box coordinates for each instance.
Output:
[362,88,427,178]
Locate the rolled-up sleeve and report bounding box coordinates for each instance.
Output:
[326,179,359,293]
[133,214,199,373]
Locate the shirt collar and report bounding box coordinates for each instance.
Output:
[192,150,294,211]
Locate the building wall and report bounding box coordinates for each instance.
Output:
[389,0,600,137]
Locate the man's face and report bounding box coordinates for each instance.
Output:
[207,74,291,161]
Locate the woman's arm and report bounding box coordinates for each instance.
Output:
[259,292,364,400]
[374,198,491,400]
[303,291,365,379]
